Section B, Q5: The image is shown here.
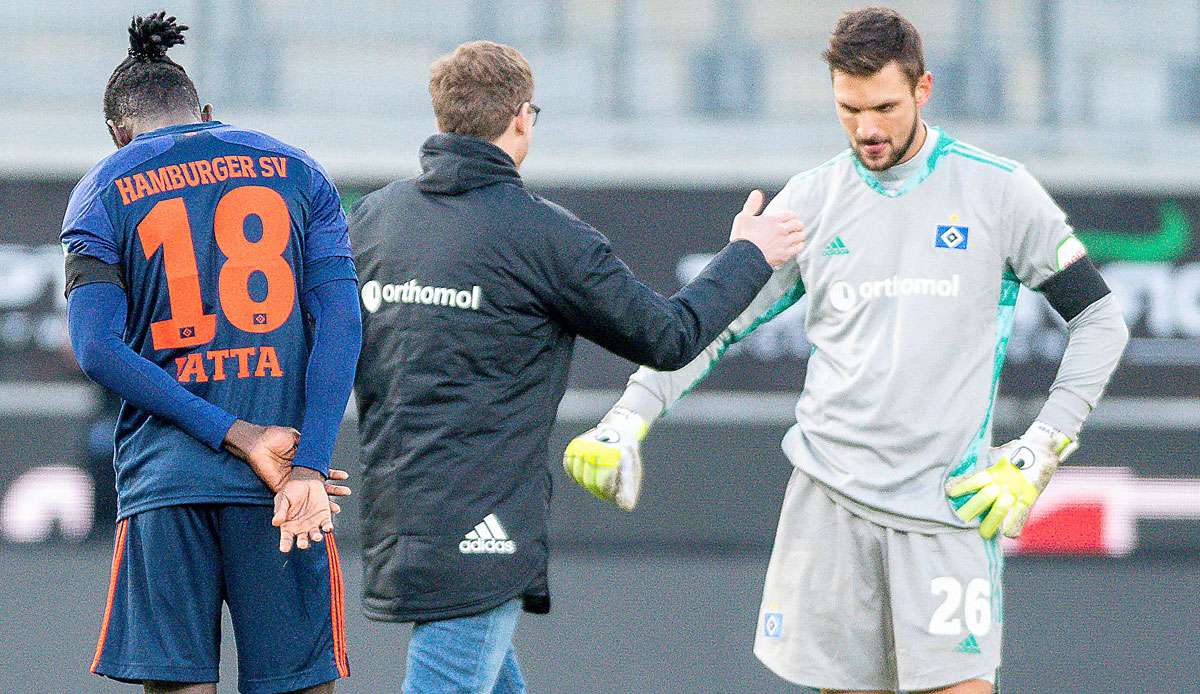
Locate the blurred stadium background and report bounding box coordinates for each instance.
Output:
[1,1,1197,692]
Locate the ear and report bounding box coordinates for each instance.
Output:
[513,103,531,137]
[914,72,933,109]
[200,103,214,122]
[106,119,132,148]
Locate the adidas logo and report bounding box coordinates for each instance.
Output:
[955,634,981,655]
[822,236,850,256]
[459,513,517,555]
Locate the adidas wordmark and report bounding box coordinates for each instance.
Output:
[459,513,517,554]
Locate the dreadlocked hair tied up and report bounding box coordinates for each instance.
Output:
[104,11,200,124]
[128,11,188,61]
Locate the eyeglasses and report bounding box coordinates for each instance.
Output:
[519,102,541,126]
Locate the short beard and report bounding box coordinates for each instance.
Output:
[853,112,922,172]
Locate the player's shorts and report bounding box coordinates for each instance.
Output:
[754,469,1002,691]
[90,504,349,694]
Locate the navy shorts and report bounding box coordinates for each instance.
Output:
[90,504,349,693]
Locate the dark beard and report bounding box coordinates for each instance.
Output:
[853,113,922,172]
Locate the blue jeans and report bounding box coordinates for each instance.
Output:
[403,598,527,694]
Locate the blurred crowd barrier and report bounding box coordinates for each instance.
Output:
[7,1,1200,187]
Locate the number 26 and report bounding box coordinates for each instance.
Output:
[928,576,992,636]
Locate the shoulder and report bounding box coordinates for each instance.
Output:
[351,178,413,220]
[208,125,333,183]
[348,180,416,247]
[492,187,605,258]
[775,149,855,205]
[934,133,1065,232]
[933,131,1053,214]
[527,192,584,226]
[936,132,1022,176]
[66,160,112,214]
[523,190,601,242]
[64,139,174,236]
[69,138,173,207]
[452,180,592,234]
[940,134,1054,203]
[791,149,856,184]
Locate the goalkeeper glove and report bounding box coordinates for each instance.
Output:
[562,406,649,511]
[946,422,1079,539]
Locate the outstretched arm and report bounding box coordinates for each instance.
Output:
[617,260,805,425]
[542,191,804,372]
[562,260,804,510]
[562,189,808,509]
[615,185,809,424]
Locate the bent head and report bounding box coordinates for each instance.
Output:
[103,11,210,148]
[823,7,931,171]
[429,41,537,167]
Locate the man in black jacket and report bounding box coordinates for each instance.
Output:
[351,40,804,693]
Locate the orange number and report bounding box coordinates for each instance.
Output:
[138,197,217,349]
[137,186,296,350]
[214,187,295,333]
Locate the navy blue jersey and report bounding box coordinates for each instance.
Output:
[62,121,351,518]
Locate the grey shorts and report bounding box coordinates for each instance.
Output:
[754,469,1002,691]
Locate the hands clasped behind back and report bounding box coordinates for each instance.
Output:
[222,420,353,551]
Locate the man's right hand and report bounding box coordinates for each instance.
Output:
[728,189,806,268]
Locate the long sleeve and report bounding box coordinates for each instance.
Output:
[540,214,775,372]
[290,258,362,476]
[1000,165,1130,438]
[611,188,807,424]
[68,282,236,450]
[616,259,805,424]
[1035,294,1130,439]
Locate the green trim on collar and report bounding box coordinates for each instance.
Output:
[851,127,957,199]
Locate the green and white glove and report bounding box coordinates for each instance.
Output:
[562,406,649,511]
[946,422,1079,539]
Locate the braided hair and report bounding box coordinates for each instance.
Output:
[103,11,201,125]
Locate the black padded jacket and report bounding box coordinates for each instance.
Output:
[350,134,773,622]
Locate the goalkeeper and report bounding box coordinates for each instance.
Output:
[564,8,1129,694]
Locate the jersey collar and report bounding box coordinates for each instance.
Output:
[132,120,226,142]
[851,123,956,199]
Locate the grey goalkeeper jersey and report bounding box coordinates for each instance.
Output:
[618,126,1124,531]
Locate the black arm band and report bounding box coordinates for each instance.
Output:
[1036,256,1111,322]
[64,253,125,298]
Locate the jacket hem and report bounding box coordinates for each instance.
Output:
[363,581,542,624]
